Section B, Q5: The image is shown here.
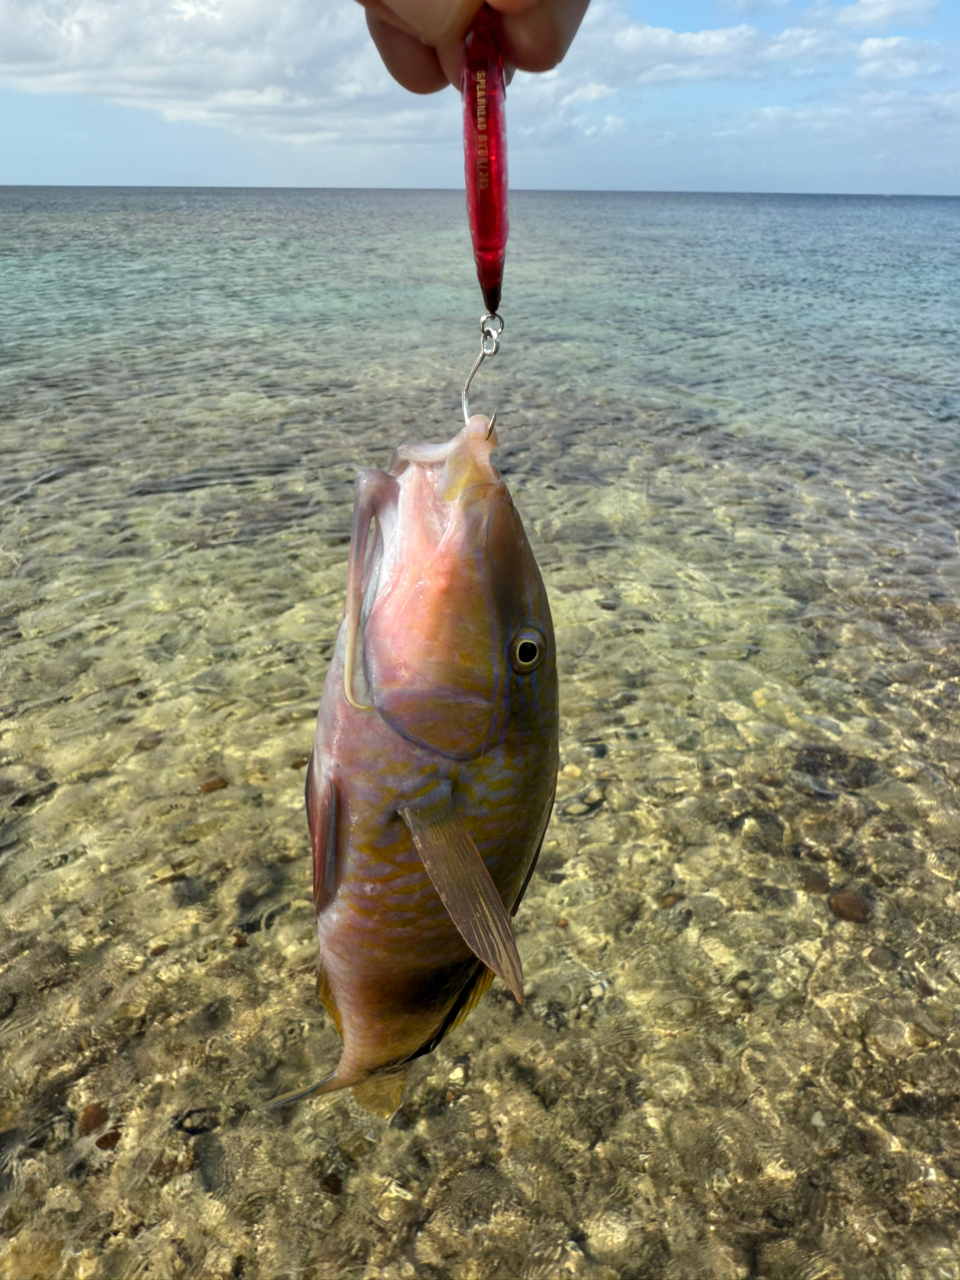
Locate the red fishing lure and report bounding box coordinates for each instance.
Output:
[462,5,508,316]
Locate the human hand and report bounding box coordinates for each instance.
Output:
[358,0,591,94]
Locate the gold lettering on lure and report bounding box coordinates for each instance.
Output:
[475,70,490,191]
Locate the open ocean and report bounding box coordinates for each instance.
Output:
[2,186,960,1279]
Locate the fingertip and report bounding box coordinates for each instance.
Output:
[499,0,591,74]
[365,10,450,93]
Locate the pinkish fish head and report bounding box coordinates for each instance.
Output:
[345,416,553,760]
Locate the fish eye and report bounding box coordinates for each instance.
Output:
[510,628,546,674]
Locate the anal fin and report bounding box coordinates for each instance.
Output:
[400,800,524,1004]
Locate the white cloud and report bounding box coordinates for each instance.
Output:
[0,0,422,143]
[856,34,942,76]
[712,79,959,148]
[722,0,790,13]
[717,101,846,135]
[560,82,616,105]
[0,0,954,163]
[606,21,846,83]
[833,0,937,28]
[556,2,854,92]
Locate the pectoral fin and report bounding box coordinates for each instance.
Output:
[400,801,524,1004]
[307,762,340,915]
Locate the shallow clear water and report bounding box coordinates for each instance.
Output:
[2,186,960,1279]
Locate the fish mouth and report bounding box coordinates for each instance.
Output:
[391,416,500,501]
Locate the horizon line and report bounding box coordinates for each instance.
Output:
[2,183,957,199]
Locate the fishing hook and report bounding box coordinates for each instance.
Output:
[462,312,504,435]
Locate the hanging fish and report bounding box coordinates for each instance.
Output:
[268,416,558,1114]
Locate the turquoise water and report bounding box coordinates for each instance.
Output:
[2,187,960,1279]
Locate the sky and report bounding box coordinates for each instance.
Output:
[0,0,957,193]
